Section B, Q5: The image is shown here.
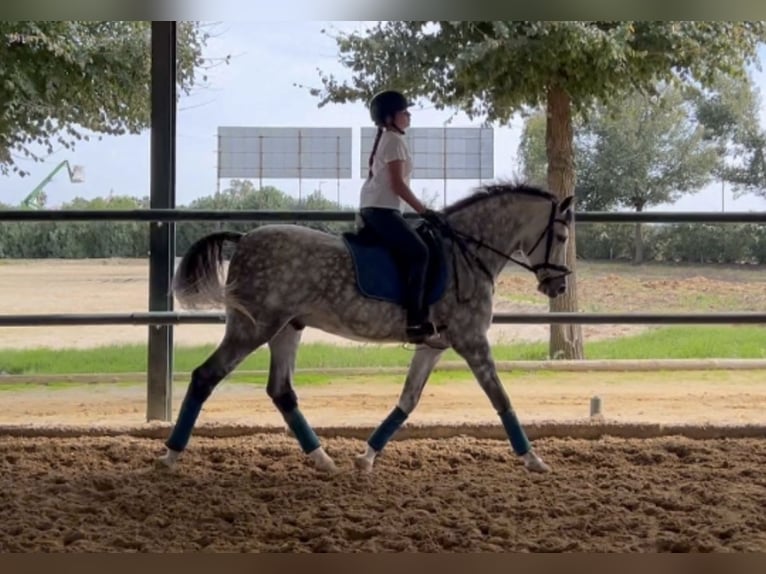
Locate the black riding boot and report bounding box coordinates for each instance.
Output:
[405,294,437,343]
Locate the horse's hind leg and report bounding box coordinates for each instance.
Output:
[355,344,445,472]
[267,322,337,474]
[157,312,287,468]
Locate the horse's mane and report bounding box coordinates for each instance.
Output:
[443,180,557,215]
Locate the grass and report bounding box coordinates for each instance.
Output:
[579,325,766,360]
[1,326,765,377]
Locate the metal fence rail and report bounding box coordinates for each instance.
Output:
[1,311,766,327]
[1,208,765,223]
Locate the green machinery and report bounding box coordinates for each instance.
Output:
[20,160,85,209]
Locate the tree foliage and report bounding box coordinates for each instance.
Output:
[576,222,766,265]
[690,70,766,200]
[311,21,766,359]
[582,85,716,211]
[517,111,548,188]
[518,110,611,212]
[522,72,766,210]
[4,188,765,265]
[0,21,218,176]
[0,181,356,259]
[313,22,766,122]
[521,83,720,262]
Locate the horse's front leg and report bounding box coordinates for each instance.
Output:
[355,344,445,472]
[452,335,550,473]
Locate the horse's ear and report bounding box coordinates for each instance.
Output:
[558,195,574,213]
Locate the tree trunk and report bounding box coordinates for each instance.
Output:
[632,202,645,265]
[545,84,584,360]
[633,222,644,264]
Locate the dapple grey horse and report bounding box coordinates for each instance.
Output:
[157,182,574,474]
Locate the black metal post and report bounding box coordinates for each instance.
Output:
[147,21,177,422]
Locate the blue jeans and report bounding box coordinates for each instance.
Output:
[359,207,429,325]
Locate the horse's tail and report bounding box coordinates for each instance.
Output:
[172,230,244,310]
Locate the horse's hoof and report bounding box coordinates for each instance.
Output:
[154,455,176,470]
[315,462,339,474]
[155,449,180,470]
[308,447,339,474]
[521,450,551,473]
[354,454,374,473]
[321,459,340,475]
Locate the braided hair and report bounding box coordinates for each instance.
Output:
[367,123,405,179]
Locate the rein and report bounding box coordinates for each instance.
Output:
[429,200,572,300]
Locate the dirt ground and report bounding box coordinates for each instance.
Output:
[1,366,763,554]
[1,433,765,552]
[2,372,766,429]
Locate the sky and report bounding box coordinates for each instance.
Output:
[4,20,766,213]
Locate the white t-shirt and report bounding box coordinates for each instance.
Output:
[359,129,412,211]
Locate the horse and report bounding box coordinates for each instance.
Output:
[156,182,574,475]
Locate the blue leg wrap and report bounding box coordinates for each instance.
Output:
[165,390,204,453]
[500,409,531,455]
[284,407,321,454]
[368,406,409,452]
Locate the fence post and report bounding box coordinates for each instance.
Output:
[146,21,177,422]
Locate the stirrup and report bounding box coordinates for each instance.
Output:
[406,321,439,343]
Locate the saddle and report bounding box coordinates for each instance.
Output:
[341,218,450,308]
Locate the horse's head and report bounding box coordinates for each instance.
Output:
[440,184,575,299]
[518,194,574,298]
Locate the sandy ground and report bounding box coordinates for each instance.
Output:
[2,371,765,429]
[1,434,765,552]
[2,373,765,553]
[0,259,644,349]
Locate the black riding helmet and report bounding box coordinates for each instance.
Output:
[368,89,414,126]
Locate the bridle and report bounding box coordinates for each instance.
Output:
[429,199,572,295]
[511,200,573,277]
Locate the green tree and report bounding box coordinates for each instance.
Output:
[298,189,354,234]
[518,110,611,212]
[517,111,548,188]
[691,70,766,202]
[311,21,766,359]
[235,182,295,210]
[0,21,221,176]
[177,181,296,252]
[576,83,717,263]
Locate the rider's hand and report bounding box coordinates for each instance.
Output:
[421,209,449,230]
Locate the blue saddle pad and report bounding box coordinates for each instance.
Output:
[342,225,448,307]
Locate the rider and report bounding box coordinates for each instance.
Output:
[358,89,438,343]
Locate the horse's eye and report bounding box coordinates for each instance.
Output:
[556,234,567,242]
